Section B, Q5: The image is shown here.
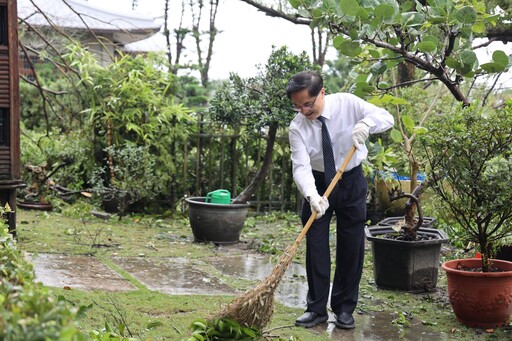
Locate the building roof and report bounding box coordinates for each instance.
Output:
[18,0,162,44]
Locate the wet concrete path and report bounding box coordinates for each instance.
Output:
[30,247,449,340]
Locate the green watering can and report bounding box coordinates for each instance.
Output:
[206,189,231,204]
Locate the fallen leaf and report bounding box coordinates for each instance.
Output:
[80,192,92,198]
[486,329,494,333]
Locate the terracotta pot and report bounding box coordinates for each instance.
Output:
[185,196,250,244]
[442,258,512,328]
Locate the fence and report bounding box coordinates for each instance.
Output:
[183,113,301,214]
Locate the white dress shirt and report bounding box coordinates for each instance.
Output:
[289,92,394,199]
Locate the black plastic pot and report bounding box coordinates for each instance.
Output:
[185,196,250,244]
[365,225,448,292]
[18,201,53,211]
[495,245,512,262]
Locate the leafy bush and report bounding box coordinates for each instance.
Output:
[0,206,138,340]
[187,318,261,341]
[90,143,162,214]
[0,206,85,340]
[20,128,96,191]
[422,100,512,270]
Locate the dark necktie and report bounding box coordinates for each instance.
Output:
[317,116,338,191]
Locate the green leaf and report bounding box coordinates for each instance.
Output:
[375,4,396,20]
[480,62,506,73]
[401,11,424,26]
[340,0,361,16]
[390,128,403,143]
[357,7,370,20]
[472,21,485,34]
[370,61,387,75]
[413,126,429,135]
[417,41,437,53]
[401,115,415,131]
[460,50,477,65]
[348,27,359,40]
[445,56,460,69]
[332,35,346,49]
[192,321,207,330]
[377,81,389,89]
[289,0,300,9]
[422,35,438,44]
[351,81,375,97]
[459,62,474,76]
[368,49,381,58]
[376,94,408,105]
[338,40,363,57]
[492,50,510,66]
[354,74,368,83]
[455,6,477,24]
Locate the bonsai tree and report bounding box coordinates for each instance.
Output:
[207,46,318,204]
[422,101,512,271]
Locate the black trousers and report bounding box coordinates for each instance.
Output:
[301,164,367,316]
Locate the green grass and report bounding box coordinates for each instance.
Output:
[15,206,512,340]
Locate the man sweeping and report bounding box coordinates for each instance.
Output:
[286,71,394,329]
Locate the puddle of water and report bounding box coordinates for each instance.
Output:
[30,252,450,339]
[111,256,236,295]
[208,254,308,308]
[303,310,449,340]
[29,253,136,292]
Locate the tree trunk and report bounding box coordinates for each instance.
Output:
[232,123,278,204]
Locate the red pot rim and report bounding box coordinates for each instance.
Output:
[442,258,512,277]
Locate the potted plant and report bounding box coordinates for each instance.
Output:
[19,159,73,211]
[365,95,448,292]
[185,46,317,243]
[365,177,449,292]
[422,102,512,328]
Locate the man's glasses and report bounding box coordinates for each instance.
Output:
[292,95,318,112]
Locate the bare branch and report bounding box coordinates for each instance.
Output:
[238,0,311,25]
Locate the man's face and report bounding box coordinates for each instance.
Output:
[290,88,324,120]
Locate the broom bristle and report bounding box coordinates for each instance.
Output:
[216,247,296,329]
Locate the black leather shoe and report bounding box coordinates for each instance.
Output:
[295,311,328,328]
[334,312,355,329]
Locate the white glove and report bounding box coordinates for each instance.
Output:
[352,122,370,150]
[308,193,329,219]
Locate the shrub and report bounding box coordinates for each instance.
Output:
[0,206,85,340]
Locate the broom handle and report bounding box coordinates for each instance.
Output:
[288,145,357,254]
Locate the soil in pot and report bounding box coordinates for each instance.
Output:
[376,216,436,229]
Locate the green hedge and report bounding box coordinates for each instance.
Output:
[0,212,136,341]
[0,224,86,340]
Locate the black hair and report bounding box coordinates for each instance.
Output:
[286,71,323,99]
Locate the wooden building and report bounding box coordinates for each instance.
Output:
[0,0,23,236]
[18,0,162,67]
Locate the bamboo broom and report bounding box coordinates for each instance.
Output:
[216,146,357,329]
